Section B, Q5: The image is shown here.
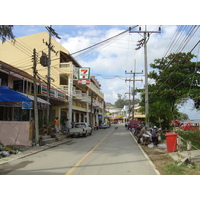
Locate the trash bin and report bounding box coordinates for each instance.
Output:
[165,133,178,153]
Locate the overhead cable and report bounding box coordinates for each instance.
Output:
[70,25,138,56]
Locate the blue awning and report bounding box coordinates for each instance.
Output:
[0,86,31,102]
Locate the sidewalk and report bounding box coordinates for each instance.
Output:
[168,149,200,163]
[144,140,200,166]
[0,136,72,165]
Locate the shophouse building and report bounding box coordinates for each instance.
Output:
[0,32,105,131]
[0,60,50,145]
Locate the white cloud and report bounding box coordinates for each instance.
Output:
[61,36,91,54]
[59,25,200,119]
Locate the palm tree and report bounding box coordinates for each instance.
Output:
[0,25,15,42]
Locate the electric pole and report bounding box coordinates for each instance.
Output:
[90,91,94,130]
[47,26,51,128]
[125,85,131,119]
[125,69,143,121]
[129,25,161,126]
[45,26,61,128]
[32,48,39,145]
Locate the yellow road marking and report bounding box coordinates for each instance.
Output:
[65,131,112,175]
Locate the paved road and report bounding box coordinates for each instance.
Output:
[0,125,159,175]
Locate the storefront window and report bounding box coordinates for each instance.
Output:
[14,107,30,121]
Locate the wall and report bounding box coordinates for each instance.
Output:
[0,121,33,146]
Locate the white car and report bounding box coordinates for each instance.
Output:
[99,123,109,129]
[70,122,92,137]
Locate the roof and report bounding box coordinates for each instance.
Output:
[0,86,31,103]
[0,60,39,82]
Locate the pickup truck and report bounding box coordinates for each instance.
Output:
[69,122,92,137]
[181,122,199,131]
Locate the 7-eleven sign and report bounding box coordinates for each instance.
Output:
[78,68,90,80]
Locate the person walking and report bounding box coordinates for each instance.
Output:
[71,120,75,128]
[152,126,159,146]
[65,119,70,137]
[54,117,60,134]
[137,126,147,144]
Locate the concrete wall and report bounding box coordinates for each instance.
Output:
[0,121,33,146]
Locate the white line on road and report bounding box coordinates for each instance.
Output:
[129,131,160,175]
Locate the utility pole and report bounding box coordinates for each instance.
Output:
[129,25,161,126]
[125,85,131,119]
[32,48,39,145]
[47,26,51,128]
[45,26,61,128]
[90,91,93,130]
[125,69,143,121]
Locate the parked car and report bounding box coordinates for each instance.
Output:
[69,122,92,137]
[99,123,109,129]
[181,122,199,131]
[126,120,140,129]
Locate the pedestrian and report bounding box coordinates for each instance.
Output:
[54,117,60,134]
[135,125,141,137]
[71,120,75,128]
[152,126,159,146]
[65,119,70,137]
[94,122,98,130]
[137,126,147,144]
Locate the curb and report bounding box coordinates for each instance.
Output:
[0,138,72,165]
[129,130,161,175]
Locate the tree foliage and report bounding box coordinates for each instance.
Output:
[138,52,200,129]
[0,25,15,42]
[114,94,139,108]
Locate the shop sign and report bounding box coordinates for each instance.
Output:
[78,68,90,80]
[78,80,90,84]
[57,90,66,100]
[41,83,66,100]
[22,101,33,109]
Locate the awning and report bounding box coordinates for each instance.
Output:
[20,93,50,105]
[0,86,31,102]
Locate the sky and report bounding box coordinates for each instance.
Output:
[2,0,200,194]
[9,24,200,120]
[2,0,200,119]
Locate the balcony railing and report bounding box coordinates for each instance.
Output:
[75,90,82,100]
[60,85,76,97]
[81,93,88,102]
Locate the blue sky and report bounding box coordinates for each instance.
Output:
[1,0,200,119]
[9,25,200,119]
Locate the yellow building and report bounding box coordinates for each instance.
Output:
[0,31,104,128]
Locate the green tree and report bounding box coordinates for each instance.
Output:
[0,25,15,42]
[114,93,139,108]
[137,52,200,129]
[177,112,189,120]
[114,94,126,108]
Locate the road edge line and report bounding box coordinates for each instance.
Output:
[129,130,160,175]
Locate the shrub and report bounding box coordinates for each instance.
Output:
[177,130,200,149]
[164,162,186,175]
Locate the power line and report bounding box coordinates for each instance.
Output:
[129,25,161,126]
[69,26,139,61]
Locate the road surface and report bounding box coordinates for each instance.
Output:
[0,124,159,175]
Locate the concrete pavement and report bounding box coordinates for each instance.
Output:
[0,136,72,165]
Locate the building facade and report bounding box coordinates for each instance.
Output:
[0,32,105,130]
